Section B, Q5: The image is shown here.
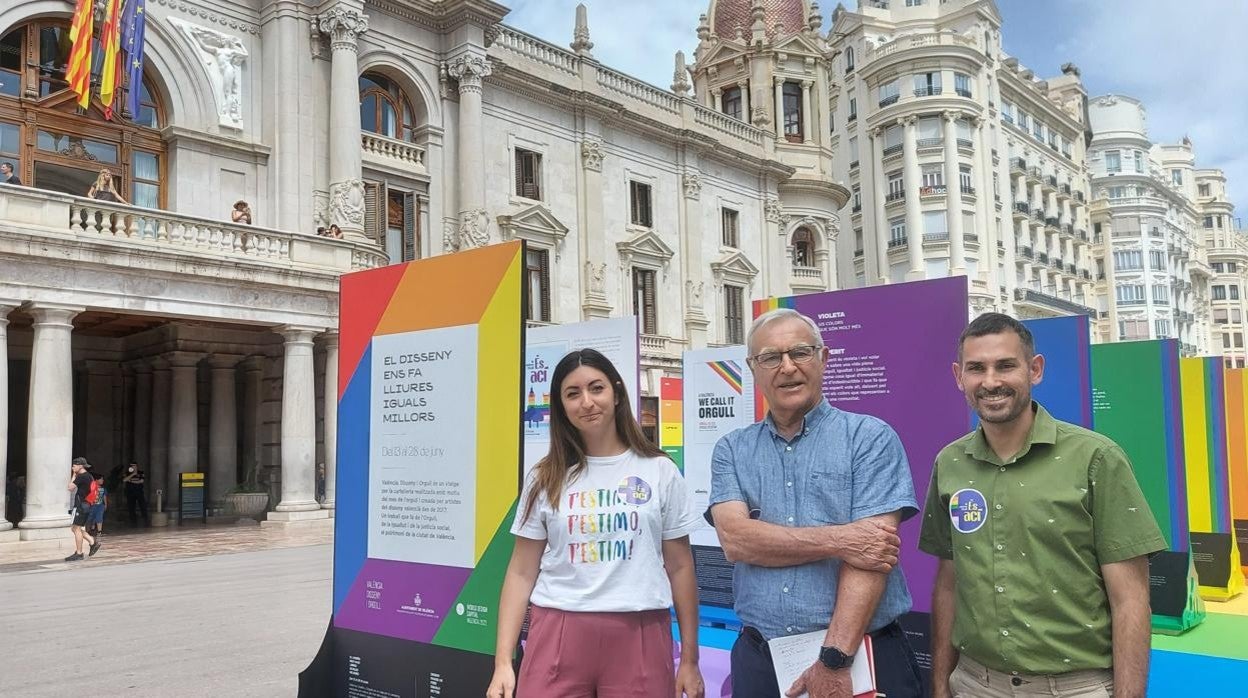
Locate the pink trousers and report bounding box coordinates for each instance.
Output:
[518,605,675,697]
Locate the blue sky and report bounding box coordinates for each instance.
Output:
[505,0,1247,221]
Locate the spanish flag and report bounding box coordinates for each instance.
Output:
[98,0,124,113]
[66,0,95,109]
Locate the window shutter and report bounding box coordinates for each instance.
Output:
[643,270,657,335]
[403,192,417,262]
[539,249,551,321]
[630,183,641,225]
[514,151,523,198]
[363,181,383,244]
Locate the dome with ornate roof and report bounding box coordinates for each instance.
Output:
[709,0,811,40]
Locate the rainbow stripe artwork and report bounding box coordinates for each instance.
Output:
[1092,341,1188,549]
[1227,369,1248,576]
[659,377,683,471]
[1092,340,1203,633]
[330,241,524,669]
[1179,357,1245,601]
[707,360,743,394]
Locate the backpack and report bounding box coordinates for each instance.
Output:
[85,479,101,506]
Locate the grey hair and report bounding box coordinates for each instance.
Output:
[746,308,824,354]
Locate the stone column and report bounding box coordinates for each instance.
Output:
[870,127,889,283]
[81,360,117,470]
[973,118,996,287]
[579,134,612,319]
[447,52,492,250]
[0,302,15,534]
[167,352,203,518]
[711,87,722,112]
[270,326,327,522]
[679,166,708,347]
[148,357,171,509]
[317,5,369,240]
[321,333,338,510]
[130,361,151,470]
[942,112,966,275]
[208,355,241,505]
[737,80,750,125]
[900,116,924,279]
[800,81,813,144]
[240,356,265,490]
[773,77,785,139]
[18,303,82,538]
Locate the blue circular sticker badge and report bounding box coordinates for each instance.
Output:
[949,488,988,534]
[618,476,653,506]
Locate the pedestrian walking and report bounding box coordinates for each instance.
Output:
[65,457,101,562]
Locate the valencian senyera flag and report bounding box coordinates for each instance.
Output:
[66,0,95,109]
[120,0,148,119]
[97,0,124,116]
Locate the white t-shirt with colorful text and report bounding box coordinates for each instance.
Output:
[511,450,701,612]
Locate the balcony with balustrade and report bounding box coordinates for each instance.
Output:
[0,185,387,327]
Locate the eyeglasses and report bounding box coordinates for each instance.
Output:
[749,344,822,369]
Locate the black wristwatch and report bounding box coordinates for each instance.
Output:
[819,645,853,670]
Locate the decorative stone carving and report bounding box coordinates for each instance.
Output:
[456,209,490,250]
[484,24,502,49]
[447,54,492,94]
[671,51,691,96]
[686,281,704,308]
[442,221,457,253]
[823,214,840,243]
[764,196,783,225]
[316,5,368,50]
[586,261,607,295]
[329,179,366,227]
[580,138,604,172]
[1095,95,1118,107]
[751,106,771,128]
[682,172,701,200]
[170,18,249,130]
[570,3,593,55]
[313,191,330,230]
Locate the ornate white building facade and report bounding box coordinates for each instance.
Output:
[829,0,1097,319]
[0,0,856,546]
[1198,169,1246,366]
[1087,94,1213,355]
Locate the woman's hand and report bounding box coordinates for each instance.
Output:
[675,659,705,698]
[485,662,516,698]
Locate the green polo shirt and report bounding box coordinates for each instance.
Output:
[918,402,1166,675]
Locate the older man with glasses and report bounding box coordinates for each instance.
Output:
[709,308,923,698]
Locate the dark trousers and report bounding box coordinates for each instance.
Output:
[731,620,923,698]
[127,486,149,525]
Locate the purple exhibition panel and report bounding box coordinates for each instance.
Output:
[766,276,970,612]
[334,559,473,643]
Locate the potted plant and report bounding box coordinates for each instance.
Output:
[221,462,269,520]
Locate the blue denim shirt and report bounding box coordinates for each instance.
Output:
[710,399,918,640]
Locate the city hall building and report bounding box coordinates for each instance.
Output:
[1,0,1116,547]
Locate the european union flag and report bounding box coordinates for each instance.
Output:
[119,0,147,120]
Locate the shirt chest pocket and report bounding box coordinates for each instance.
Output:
[804,468,853,525]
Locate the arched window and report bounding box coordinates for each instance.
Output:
[359,72,416,142]
[792,228,816,267]
[844,47,855,73]
[0,20,166,206]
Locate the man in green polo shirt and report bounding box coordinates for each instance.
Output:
[920,313,1165,698]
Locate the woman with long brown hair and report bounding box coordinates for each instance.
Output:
[487,348,704,698]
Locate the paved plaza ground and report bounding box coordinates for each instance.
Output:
[0,525,333,697]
